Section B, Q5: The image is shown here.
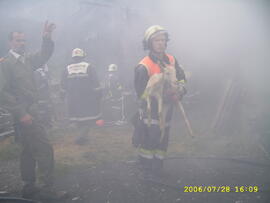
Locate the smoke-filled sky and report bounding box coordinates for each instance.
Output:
[0,0,269,132]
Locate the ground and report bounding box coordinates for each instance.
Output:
[0,121,269,203]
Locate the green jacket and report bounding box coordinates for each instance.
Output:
[0,38,54,121]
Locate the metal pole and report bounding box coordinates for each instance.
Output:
[177,100,194,137]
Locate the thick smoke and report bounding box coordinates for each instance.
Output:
[0,0,269,140]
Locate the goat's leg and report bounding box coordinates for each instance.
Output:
[158,95,165,141]
[146,96,152,127]
[160,105,170,142]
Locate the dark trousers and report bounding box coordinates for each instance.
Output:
[134,99,174,173]
[18,122,54,187]
[74,120,96,144]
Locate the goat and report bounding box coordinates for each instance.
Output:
[143,64,178,139]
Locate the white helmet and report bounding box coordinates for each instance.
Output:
[72,48,85,58]
[108,64,118,72]
[143,25,168,50]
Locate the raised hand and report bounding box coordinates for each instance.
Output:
[43,21,56,39]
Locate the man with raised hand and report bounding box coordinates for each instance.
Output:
[0,21,67,200]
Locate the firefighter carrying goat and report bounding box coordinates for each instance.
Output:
[132,25,187,179]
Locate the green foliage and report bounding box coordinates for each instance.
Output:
[54,162,71,177]
[0,139,20,161]
[260,112,270,153]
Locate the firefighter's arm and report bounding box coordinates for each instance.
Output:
[175,59,187,97]
[134,64,149,99]
[175,59,186,84]
[88,65,103,99]
[88,65,101,89]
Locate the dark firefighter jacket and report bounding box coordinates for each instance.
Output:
[134,53,186,99]
[132,53,186,147]
[61,61,102,121]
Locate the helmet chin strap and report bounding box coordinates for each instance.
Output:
[150,50,165,61]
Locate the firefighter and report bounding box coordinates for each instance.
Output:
[133,25,186,178]
[34,64,53,128]
[105,64,122,100]
[102,64,124,122]
[0,22,67,200]
[61,48,102,144]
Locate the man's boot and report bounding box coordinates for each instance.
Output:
[21,182,40,199]
[152,158,164,177]
[37,186,68,201]
[138,156,153,179]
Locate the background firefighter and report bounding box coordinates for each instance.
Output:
[104,64,123,100]
[133,25,186,178]
[61,48,102,144]
[34,64,53,128]
[102,64,124,122]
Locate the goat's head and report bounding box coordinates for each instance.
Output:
[163,66,177,87]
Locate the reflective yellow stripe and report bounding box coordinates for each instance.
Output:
[143,119,159,125]
[143,119,171,128]
[138,148,154,159]
[154,150,166,160]
[177,79,185,84]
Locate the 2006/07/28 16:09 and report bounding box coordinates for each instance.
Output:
[184,186,259,193]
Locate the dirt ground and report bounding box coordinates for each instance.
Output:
[0,121,269,203]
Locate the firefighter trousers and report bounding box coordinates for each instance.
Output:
[135,99,174,172]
